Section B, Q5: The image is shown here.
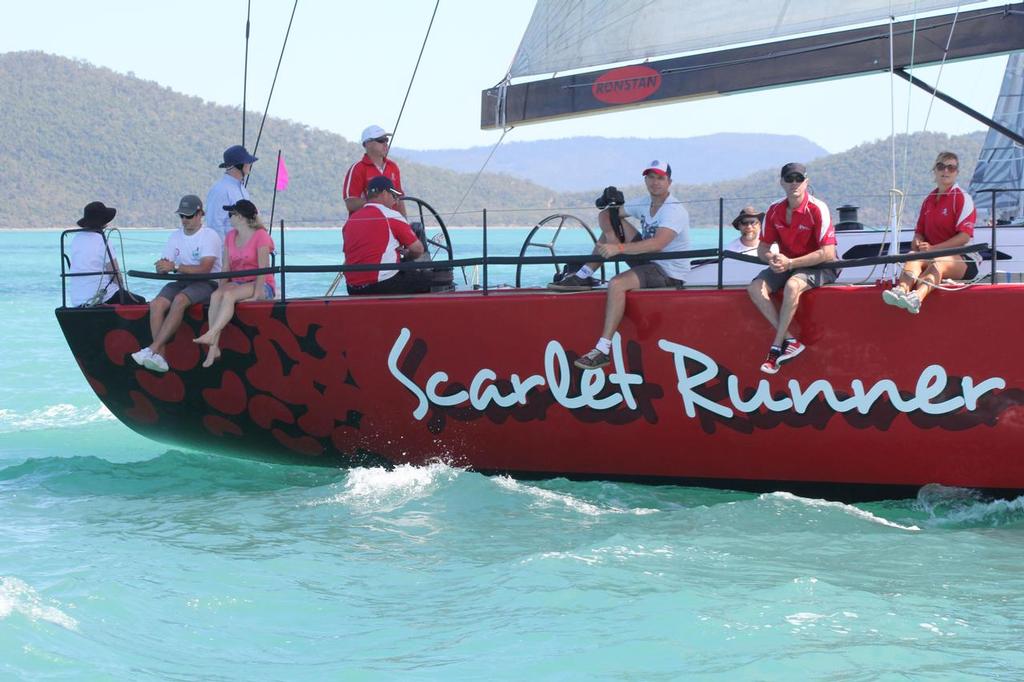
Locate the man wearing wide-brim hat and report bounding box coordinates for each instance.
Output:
[727,206,763,255]
[205,144,257,240]
[68,201,134,306]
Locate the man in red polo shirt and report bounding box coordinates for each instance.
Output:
[343,176,431,296]
[747,162,839,374]
[343,124,407,217]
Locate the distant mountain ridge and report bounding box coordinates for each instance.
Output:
[393,134,829,192]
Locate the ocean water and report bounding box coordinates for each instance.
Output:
[3,227,1024,680]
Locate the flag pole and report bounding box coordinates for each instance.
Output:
[269,149,281,231]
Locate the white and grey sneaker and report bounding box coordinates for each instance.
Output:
[881,288,906,308]
[903,291,922,314]
[143,352,170,373]
[130,347,153,367]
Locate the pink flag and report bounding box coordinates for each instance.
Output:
[275,155,290,191]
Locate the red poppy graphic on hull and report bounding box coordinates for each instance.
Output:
[592,65,662,104]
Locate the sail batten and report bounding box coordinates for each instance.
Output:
[511,0,984,79]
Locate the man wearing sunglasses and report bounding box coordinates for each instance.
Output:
[748,162,839,375]
[343,124,407,218]
[131,195,222,373]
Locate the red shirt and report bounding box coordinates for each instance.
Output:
[342,202,419,286]
[915,185,975,245]
[342,154,403,202]
[761,193,836,258]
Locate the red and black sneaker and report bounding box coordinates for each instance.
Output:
[760,345,783,375]
[778,338,805,365]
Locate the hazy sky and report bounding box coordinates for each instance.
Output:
[1,0,1010,154]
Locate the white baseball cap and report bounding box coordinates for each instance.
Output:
[361,125,391,144]
[642,159,672,178]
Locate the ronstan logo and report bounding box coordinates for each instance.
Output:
[592,65,662,105]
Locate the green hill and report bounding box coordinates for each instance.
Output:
[0,51,560,227]
[2,51,989,231]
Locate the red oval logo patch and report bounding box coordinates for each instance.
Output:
[592,65,662,104]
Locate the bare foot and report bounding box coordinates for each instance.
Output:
[194,331,215,346]
[202,345,221,368]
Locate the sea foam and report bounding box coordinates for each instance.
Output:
[0,576,78,631]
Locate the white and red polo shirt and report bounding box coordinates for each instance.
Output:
[342,154,404,203]
[342,202,419,287]
[915,184,975,245]
[761,193,836,258]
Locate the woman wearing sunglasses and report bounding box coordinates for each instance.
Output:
[882,151,976,314]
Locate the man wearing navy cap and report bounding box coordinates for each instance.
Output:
[342,124,407,217]
[342,176,429,296]
[205,144,257,239]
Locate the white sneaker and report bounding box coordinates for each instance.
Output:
[881,288,906,308]
[143,352,170,373]
[130,347,153,366]
[903,291,921,314]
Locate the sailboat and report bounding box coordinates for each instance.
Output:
[56,1,1024,501]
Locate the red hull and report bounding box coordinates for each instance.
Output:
[56,285,1024,500]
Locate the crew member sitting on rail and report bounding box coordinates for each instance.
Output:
[131,195,222,373]
[194,199,275,367]
[727,206,763,254]
[882,151,976,315]
[68,201,145,307]
[748,162,839,375]
[555,160,692,370]
[343,176,431,296]
[343,124,407,218]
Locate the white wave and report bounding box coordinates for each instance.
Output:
[0,404,113,434]
[307,461,460,508]
[493,476,659,516]
[917,486,1024,526]
[0,576,78,631]
[761,491,921,531]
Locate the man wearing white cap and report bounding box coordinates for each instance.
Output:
[342,124,407,217]
[555,160,692,370]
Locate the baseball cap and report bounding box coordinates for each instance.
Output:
[366,176,402,197]
[361,125,391,144]
[780,162,807,178]
[642,160,672,178]
[175,195,203,217]
[223,199,258,219]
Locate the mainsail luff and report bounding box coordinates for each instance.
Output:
[482,3,1024,129]
[970,52,1024,223]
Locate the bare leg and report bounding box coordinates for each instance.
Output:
[897,260,926,294]
[774,277,811,346]
[747,278,780,331]
[914,256,966,303]
[148,297,170,346]
[195,283,255,367]
[150,293,190,356]
[600,270,641,340]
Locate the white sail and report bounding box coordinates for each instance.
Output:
[511,0,982,78]
[969,52,1024,224]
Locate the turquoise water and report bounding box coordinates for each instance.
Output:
[3,228,1024,680]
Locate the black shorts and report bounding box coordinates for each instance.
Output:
[754,266,840,293]
[628,262,685,288]
[347,270,433,296]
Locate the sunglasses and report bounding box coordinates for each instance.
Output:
[783,173,806,183]
[934,162,959,172]
[739,218,760,226]
[371,136,389,144]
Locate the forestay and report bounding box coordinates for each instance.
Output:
[510,0,982,78]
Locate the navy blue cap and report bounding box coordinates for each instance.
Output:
[219,145,258,168]
[223,199,258,219]
[366,176,402,197]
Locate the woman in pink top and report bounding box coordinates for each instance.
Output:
[194,199,275,367]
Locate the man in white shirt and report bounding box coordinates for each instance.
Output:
[131,195,222,373]
[552,160,692,370]
[205,145,257,239]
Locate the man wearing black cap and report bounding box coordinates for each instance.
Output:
[342,176,429,296]
[205,144,257,240]
[131,195,222,373]
[748,162,839,374]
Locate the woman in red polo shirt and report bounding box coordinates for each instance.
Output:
[882,151,976,314]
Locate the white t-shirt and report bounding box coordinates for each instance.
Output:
[69,231,119,306]
[624,194,692,280]
[726,236,759,254]
[162,227,223,273]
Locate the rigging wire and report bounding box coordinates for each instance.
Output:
[386,0,440,158]
[249,0,299,178]
[921,1,962,133]
[243,0,251,148]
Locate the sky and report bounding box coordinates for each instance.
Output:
[0,0,1011,155]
